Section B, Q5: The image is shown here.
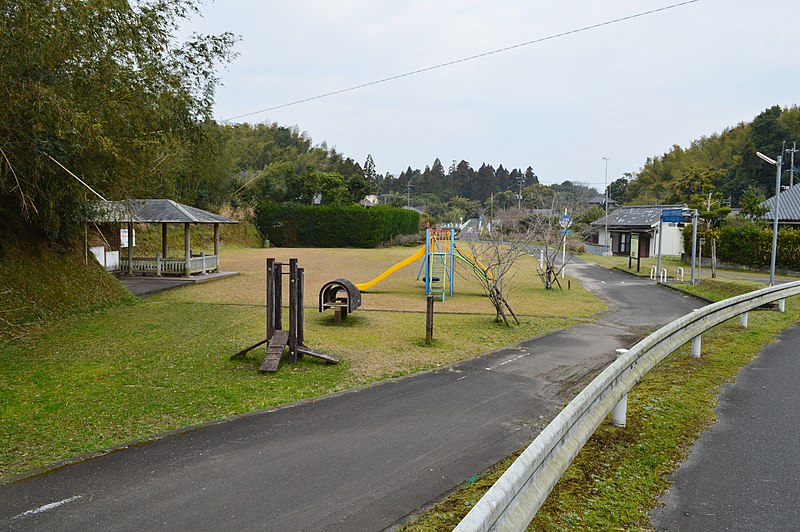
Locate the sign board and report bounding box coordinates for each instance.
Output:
[559,229,571,235]
[560,215,572,229]
[630,234,640,259]
[120,228,135,248]
[661,208,683,223]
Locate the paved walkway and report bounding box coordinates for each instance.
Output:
[651,323,800,531]
[117,271,239,296]
[0,261,701,531]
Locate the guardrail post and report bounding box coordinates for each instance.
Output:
[611,349,629,428]
[778,299,786,313]
[650,265,657,280]
[740,311,749,328]
[660,268,667,283]
[677,267,684,281]
[692,335,702,358]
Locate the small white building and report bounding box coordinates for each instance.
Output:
[592,205,687,258]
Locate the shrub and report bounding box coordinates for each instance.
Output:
[255,203,420,247]
[683,221,800,268]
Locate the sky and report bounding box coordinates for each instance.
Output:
[181,0,800,190]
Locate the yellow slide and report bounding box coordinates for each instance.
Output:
[355,246,426,291]
[455,249,494,280]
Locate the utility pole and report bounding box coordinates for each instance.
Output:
[603,157,610,255]
[516,175,525,210]
[787,142,798,188]
[406,182,413,207]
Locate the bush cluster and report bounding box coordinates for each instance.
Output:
[683,222,800,268]
[255,203,420,247]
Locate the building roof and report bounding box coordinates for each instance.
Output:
[763,184,800,222]
[592,205,686,229]
[587,195,620,206]
[93,199,238,224]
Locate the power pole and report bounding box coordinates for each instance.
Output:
[603,157,610,254]
[516,175,525,209]
[406,182,413,207]
[787,141,798,188]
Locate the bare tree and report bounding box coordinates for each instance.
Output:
[528,197,599,290]
[455,215,530,326]
[455,194,602,322]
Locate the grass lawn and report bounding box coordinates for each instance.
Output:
[404,280,800,530]
[0,246,604,479]
[578,251,797,284]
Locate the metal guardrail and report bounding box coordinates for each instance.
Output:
[455,280,800,531]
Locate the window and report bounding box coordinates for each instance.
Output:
[619,233,631,254]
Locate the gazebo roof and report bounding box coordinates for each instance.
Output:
[94,199,238,224]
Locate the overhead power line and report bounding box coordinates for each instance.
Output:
[223,0,701,122]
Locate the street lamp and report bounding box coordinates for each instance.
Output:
[756,150,782,286]
[603,157,610,255]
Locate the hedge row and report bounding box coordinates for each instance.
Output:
[255,203,420,247]
[682,222,800,268]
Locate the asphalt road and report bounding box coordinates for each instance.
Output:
[651,323,800,531]
[0,260,701,531]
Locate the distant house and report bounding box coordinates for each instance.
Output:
[359,194,380,207]
[587,195,621,211]
[762,184,800,226]
[591,205,687,258]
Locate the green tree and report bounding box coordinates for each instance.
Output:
[363,154,378,192]
[739,185,769,221]
[606,176,629,202]
[0,0,236,241]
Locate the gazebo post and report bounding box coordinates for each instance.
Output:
[213,223,220,271]
[161,223,168,259]
[184,222,191,277]
[127,221,134,276]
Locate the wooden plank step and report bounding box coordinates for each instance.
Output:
[230,337,269,360]
[259,330,289,372]
[296,344,341,364]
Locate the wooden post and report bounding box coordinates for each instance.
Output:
[127,221,134,276]
[297,267,305,356]
[156,252,162,276]
[266,258,275,340]
[162,223,168,260]
[288,258,298,363]
[274,261,283,331]
[213,223,220,271]
[426,294,434,344]
[201,252,207,274]
[183,222,191,277]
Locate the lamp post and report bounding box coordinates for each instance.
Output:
[756,150,783,286]
[603,157,610,255]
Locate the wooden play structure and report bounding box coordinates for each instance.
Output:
[232,258,340,372]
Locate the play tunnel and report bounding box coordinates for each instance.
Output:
[319,278,362,323]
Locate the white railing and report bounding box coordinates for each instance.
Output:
[120,254,219,276]
[455,280,800,531]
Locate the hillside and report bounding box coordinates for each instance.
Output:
[0,241,135,343]
[617,105,800,206]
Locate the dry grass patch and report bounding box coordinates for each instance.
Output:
[156,247,604,318]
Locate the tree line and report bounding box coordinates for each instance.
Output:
[611,105,800,208]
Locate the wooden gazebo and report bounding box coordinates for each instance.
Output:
[93,199,238,277]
